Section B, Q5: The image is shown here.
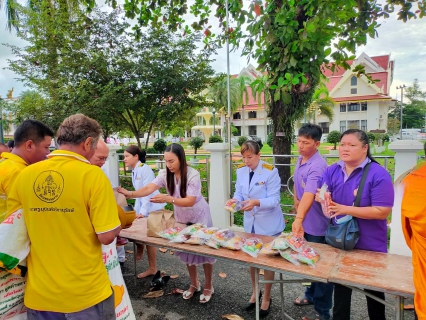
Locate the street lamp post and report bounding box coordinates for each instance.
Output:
[212,108,216,135]
[396,84,407,140]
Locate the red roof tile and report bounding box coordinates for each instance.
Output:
[371,55,390,70]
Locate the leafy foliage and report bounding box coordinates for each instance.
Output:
[367,132,376,143]
[189,137,204,155]
[267,132,273,148]
[209,135,223,143]
[238,136,248,146]
[327,130,341,150]
[153,139,167,153]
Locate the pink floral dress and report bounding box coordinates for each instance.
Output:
[152,167,216,265]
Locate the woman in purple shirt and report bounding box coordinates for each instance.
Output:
[320,129,394,320]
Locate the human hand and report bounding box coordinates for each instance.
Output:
[292,218,304,237]
[150,194,171,203]
[328,201,348,218]
[117,187,131,199]
[315,188,321,202]
[225,199,236,207]
[136,214,144,219]
[241,199,259,211]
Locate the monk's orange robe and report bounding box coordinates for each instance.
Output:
[402,164,426,319]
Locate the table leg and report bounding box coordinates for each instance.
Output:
[395,295,404,320]
[280,273,285,320]
[133,241,137,277]
[255,268,260,320]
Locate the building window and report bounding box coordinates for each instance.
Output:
[350,88,357,94]
[348,120,360,129]
[233,112,241,120]
[319,122,329,134]
[248,111,257,119]
[361,120,367,131]
[340,121,346,133]
[361,102,367,111]
[351,76,357,86]
[348,102,360,112]
[248,125,257,135]
[267,124,272,134]
[340,103,346,112]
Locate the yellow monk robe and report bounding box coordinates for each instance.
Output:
[402,163,426,319]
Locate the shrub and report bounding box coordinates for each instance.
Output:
[209,135,223,143]
[189,137,204,156]
[367,132,376,144]
[383,134,390,142]
[327,130,341,150]
[145,147,157,154]
[238,136,248,146]
[153,139,167,153]
[267,132,273,148]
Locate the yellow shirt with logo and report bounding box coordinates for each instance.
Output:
[0,152,28,223]
[7,150,121,313]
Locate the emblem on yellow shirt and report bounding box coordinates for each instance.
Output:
[34,171,64,203]
[138,163,144,167]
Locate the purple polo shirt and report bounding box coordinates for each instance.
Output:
[322,158,394,253]
[294,151,329,236]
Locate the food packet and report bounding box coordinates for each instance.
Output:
[319,183,332,218]
[156,227,183,240]
[212,229,235,245]
[178,223,205,236]
[260,241,278,255]
[170,234,191,243]
[223,236,246,250]
[205,237,221,249]
[242,237,263,258]
[297,247,320,268]
[224,200,243,213]
[279,249,300,266]
[285,235,307,252]
[185,236,207,245]
[272,237,289,250]
[192,227,219,240]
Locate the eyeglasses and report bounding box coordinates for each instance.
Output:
[97,156,109,162]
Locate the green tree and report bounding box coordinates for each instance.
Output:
[236,75,252,137]
[250,75,271,141]
[189,137,204,158]
[114,0,424,182]
[386,117,400,136]
[305,83,334,124]
[327,130,341,150]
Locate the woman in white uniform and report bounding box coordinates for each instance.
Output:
[124,146,165,278]
[226,140,285,317]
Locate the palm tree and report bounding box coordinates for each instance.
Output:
[305,83,334,124]
[250,75,271,140]
[235,75,252,137]
[1,0,19,31]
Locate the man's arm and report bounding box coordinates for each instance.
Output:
[97,226,122,245]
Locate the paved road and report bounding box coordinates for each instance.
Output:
[122,244,416,320]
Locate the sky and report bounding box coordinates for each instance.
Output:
[0,3,425,102]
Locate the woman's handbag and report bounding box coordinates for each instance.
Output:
[325,162,371,250]
[147,209,175,237]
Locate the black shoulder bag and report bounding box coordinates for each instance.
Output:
[325,162,371,250]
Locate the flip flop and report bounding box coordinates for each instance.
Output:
[294,296,313,306]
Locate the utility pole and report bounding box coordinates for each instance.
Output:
[396,84,406,140]
[0,97,4,144]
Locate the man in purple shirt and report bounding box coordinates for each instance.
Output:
[292,124,333,320]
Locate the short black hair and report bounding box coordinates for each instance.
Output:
[7,140,14,148]
[298,123,322,141]
[14,120,54,147]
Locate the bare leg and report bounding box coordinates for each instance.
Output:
[248,266,260,303]
[135,243,144,261]
[202,263,213,294]
[261,270,274,310]
[137,245,157,278]
[182,264,200,299]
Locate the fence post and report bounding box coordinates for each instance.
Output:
[104,144,122,188]
[203,143,231,228]
[388,140,423,256]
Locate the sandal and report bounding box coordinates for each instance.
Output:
[183,281,201,300]
[302,310,325,320]
[200,287,214,304]
[294,296,313,306]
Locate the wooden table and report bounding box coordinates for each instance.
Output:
[120,219,414,320]
[329,250,414,320]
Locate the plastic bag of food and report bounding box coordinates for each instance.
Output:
[178,223,205,235]
[272,237,289,250]
[170,234,191,243]
[185,236,207,245]
[224,200,243,213]
[279,249,300,266]
[223,236,246,250]
[242,237,263,258]
[212,229,235,245]
[285,235,307,252]
[260,241,277,255]
[156,227,183,240]
[205,237,221,249]
[192,227,219,240]
[319,183,332,218]
[297,247,320,268]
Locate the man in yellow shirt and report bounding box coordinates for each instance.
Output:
[7,114,121,319]
[0,120,54,223]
